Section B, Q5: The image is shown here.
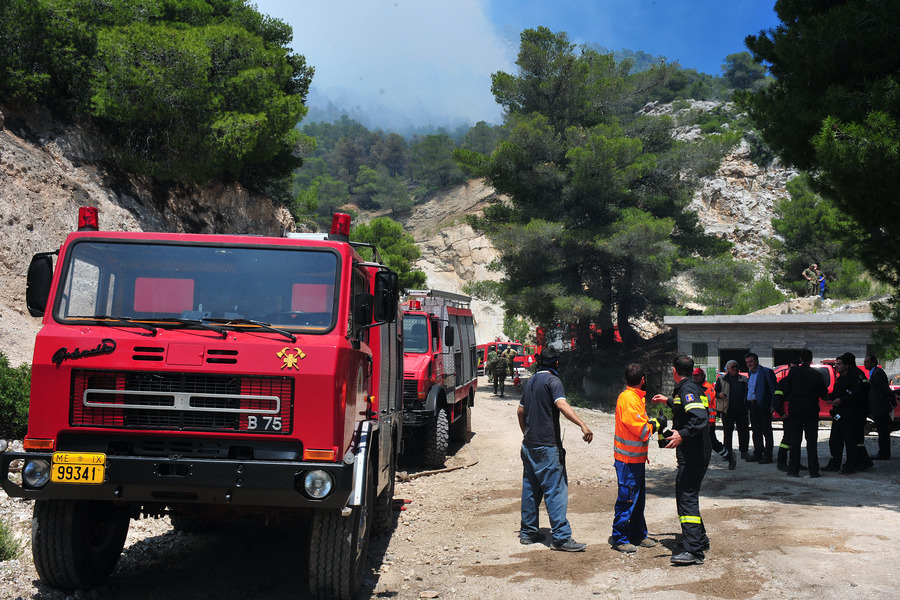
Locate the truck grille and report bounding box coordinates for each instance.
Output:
[70,370,293,434]
[403,379,420,406]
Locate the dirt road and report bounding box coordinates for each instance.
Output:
[2,379,900,599]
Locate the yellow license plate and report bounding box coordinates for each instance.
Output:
[51,452,106,484]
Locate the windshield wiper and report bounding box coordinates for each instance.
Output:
[204,317,297,343]
[153,318,229,339]
[89,315,158,336]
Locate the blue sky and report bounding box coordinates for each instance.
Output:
[251,0,780,129]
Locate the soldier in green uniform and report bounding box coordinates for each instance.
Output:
[490,349,509,396]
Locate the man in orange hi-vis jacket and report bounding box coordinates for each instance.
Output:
[612,363,665,553]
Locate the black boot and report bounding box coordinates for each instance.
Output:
[777,445,789,471]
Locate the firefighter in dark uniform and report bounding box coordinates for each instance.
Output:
[652,355,711,565]
[775,349,827,477]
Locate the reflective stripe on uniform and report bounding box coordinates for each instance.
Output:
[614,435,646,447]
[615,447,648,458]
[679,515,702,524]
[685,402,705,412]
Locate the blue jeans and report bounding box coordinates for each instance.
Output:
[612,460,647,545]
[520,444,571,543]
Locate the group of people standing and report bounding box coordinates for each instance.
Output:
[802,263,826,299]
[516,347,896,567]
[785,351,896,475]
[516,351,711,564]
[705,353,779,468]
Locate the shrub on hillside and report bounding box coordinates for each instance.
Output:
[0,352,30,440]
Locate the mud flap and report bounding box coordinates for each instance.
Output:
[348,421,372,507]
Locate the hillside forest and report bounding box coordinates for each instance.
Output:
[0,0,897,371]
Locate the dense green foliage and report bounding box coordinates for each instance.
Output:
[0,352,30,440]
[587,47,767,103]
[685,256,786,315]
[503,314,532,345]
[768,175,869,299]
[456,27,736,362]
[743,0,899,351]
[0,0,312,193]
[721,52,768,92]
[350,217,426,290]
[293,117,502,227]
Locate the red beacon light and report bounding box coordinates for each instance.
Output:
[78,206,99,231]
[409,299,421,310]
[329,212,351,242]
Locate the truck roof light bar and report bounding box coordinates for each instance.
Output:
[329,213,351,242]
[78,207,99,231]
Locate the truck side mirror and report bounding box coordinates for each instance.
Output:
[354,292,374,326]
[373,271,398,323]
[444,325,455,347]
[26,253,54,317]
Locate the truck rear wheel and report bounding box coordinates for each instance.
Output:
[309,473,374,600]
[32,499,130,591]
[449,403,471,443]
[423,408,449,469]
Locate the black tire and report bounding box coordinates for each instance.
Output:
[372,447,397,535]
[423,408,449,469]
[309,472,374,600]
[449,403,471,443]
[32,499,130,591]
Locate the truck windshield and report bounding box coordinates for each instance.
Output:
[496,343,523,354]
[403,315,429,353]
[56,241,340,332]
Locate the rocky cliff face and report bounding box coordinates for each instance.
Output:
[396,179,506,345]
[0,106,294,366]
[689,139,798,264]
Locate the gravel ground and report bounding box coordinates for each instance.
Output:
[3,380,900,599]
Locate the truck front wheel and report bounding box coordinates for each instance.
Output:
[32,499,130,591]
[309,473,374,600]
[423,408,449,469]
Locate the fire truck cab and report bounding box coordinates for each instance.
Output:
[1,209,401,600]
[401,290,477,468]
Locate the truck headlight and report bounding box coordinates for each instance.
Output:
[303,470,334,499]
[23,459,51,488]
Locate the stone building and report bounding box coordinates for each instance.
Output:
[664,313,900,378]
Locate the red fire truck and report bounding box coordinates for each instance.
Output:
[0,209,402,600]
[476,341,528,378]
[401,290,477,468]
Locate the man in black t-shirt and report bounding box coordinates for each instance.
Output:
[517,348,593,552]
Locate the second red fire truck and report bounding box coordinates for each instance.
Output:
[401,290,477,468]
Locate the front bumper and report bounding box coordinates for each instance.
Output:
[1,451,353,509]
